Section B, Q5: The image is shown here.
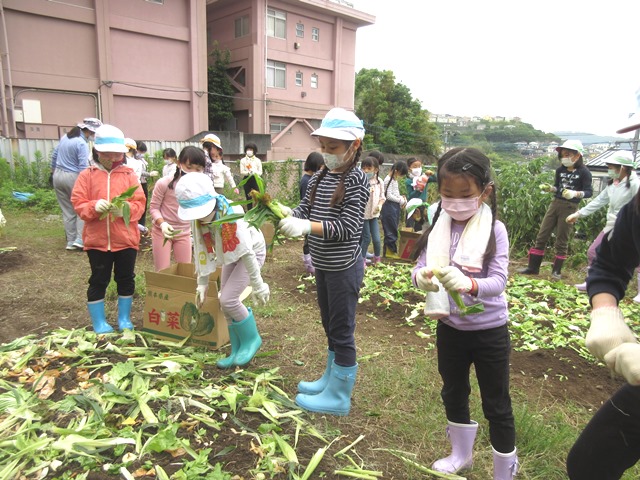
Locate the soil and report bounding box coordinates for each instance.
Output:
[0,227,626,478]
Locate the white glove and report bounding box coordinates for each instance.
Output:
[586,307,637,360]
[95,199,111,213]
[538,183,554,193]
[195,285,208,309]
[280,205,293,217]
[148,170,159,177]
[437,266,473,293]
[252,282,270,305]
[373,205,381,216]
[160,222,175,239]
[415,267,439,292]
[566,212,580,224]
[562,189,579,200]
[0,208,6,229]
[604,343,640,385]
[279,217,311,237]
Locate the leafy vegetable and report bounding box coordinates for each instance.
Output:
[431,268,485,317]
[99,185,139,227]
[240,174,288,230]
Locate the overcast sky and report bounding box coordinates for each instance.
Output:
[353,1,640,137]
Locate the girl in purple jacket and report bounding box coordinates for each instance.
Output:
[410,147,517,479]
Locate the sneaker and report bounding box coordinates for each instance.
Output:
[138,224,149,235]
[365,252,374,259]
[574,282,587,292]
[72,239,84,249]
[66,241,76,251]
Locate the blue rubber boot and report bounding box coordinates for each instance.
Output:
[88,300,113,334]
[117,296,134,331]
[295,362,358,416]
[298,350,335,395]
[232,308,262,366]
[217,323,241,369]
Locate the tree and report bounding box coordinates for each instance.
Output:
[207,44,235,131]
[354,68,441,155]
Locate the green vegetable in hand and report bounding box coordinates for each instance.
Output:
[241,174,288,230]
[99,185,139,227]
[432,267,485,317]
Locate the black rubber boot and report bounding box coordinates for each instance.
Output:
[551,257,565,279]
[518,251,543,275]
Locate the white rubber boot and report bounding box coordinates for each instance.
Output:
[492,446,519,480]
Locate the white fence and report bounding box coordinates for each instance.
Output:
[0,138,200,166]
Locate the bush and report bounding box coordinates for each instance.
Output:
[0,152,60,214]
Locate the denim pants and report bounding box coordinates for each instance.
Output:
[380,201,401,253]
[437,321,516,453]
[86,248,137,301]
[361,218,381,258]
[567,383,640,479]
[315,260,364,366]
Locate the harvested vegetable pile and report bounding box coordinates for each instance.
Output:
[0,329,380,479]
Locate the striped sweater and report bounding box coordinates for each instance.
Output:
[293,168,370,271]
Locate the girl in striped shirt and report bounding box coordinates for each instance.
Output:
[279,108,369,416]
[380,160,409,257]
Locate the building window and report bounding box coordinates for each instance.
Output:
[267,9,286,39]
[311,27,319,41]
[296,23,304,38]
[295,71,303,87]
[267,60,286,88]
[310,74,318,89]
[234,15,249,38]
[270,122,292,133]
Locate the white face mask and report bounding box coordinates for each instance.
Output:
[410,167,422,177]
[246,150,254,157]
[322,142,354,171]
[561,157,574,168]
[607,168,620,179]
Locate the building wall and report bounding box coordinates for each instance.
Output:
[2,0,208,141]
[206,0,373,160]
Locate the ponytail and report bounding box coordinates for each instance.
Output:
[168,166,183,190]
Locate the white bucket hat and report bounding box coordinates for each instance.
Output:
[77,117,103,133]
[93,124,128,153]
[312,107,365,141]
[200,133,223,151]
[556,139,584,156]
[606,150,636,168]
[124,138,137,150]
[175,172,218,221]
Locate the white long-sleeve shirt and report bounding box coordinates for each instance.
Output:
[383,175,406,206]
[578,171,640,233]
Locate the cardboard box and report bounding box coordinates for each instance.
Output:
[143,263,229,349]
[397,228,421,261]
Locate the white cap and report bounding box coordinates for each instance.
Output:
[124,138,137,150]
[617,88,640,134]
[606,150,636,168]
[94,124,128,153]
[77,117,103,133]
[200,133,223,151]
[311,107,365,141]
[175,172,218,221]
[556,139,584,156]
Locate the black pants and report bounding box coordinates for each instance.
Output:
[380,201,401,253]
[315,260,364,366]
[242,175,260,208]
[139,182,149,227]
[567,383,640,479]
[437,321,515,453]
[86,248,137,301]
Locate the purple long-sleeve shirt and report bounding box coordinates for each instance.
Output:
[412,219,509,330]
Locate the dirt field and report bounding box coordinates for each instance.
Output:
[0,215,627,478]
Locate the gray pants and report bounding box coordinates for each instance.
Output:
[534,197,578,257]
[53,169,84,244]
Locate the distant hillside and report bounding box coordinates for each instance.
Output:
[554,131,634,145]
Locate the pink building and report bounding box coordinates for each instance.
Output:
[206,0,374,159]
[0,0,374,159]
